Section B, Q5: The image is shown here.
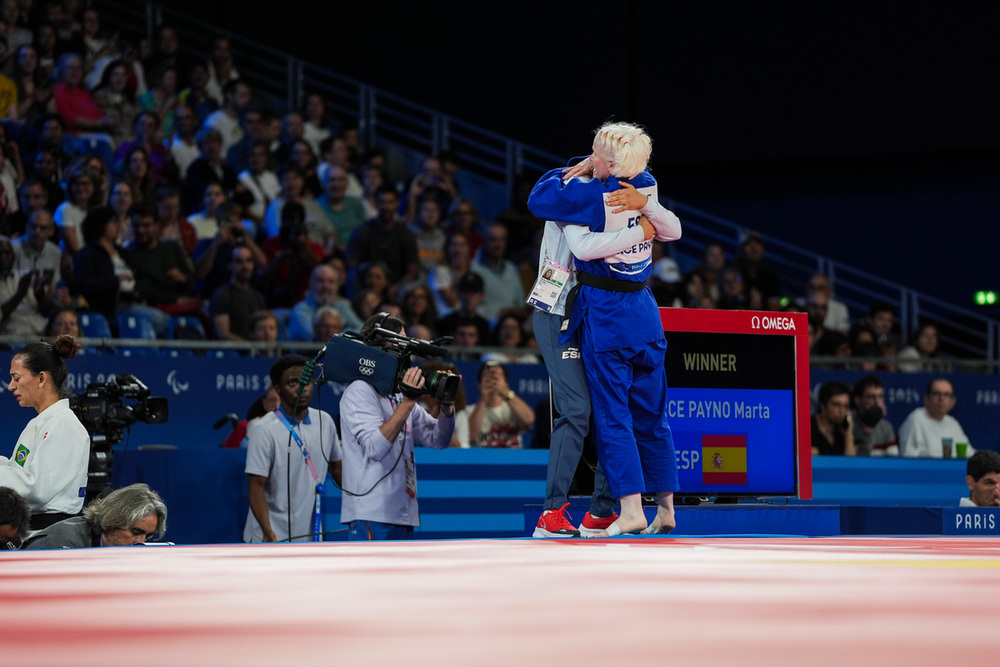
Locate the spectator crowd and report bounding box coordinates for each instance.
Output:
[0,2,973,454]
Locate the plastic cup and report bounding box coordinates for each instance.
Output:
[942,437,953,458]
[956,442,969,458]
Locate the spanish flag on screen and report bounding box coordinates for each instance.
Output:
[702,434,747,485]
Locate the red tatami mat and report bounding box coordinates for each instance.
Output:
[3,536,998,666]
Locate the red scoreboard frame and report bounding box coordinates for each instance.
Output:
[660,308,813,500]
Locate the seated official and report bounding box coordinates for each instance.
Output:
[850,375,898,456]
[22,484,167,549]
[961,451,1000,508]
[899,378,974,458]
[810,381,856,456]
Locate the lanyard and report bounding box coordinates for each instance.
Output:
[275,408,325,541]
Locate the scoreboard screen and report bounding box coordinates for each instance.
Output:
[661,309,812,499]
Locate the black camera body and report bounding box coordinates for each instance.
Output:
[71,374,169,442]
[325,329,460,404]
[70,374,168,503]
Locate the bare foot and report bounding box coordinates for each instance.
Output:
[592,513,647,537]
[643,509,676,535]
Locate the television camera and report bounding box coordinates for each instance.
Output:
[71,374,169,502]
[324,327,460,405]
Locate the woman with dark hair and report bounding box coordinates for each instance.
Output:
[301,93,333,157]
[898,322,951,373]
[138,64,180,140]
[428,232,472,317]
[358,260,392,304]
[482,313,540,364]
[53,164,97,254]
[1,334,90,528]
[121,146,155,205]
[91,59,139,149]
[400,282,438,336]
[113,110,170,183]
[73,205,135,325]
[442,199,483,257]
[33,24,59,82]
[811,381,857,456]
[12,44,53,132]
[288,139,323,199]
[83,155,110,206]
[73,205,167,336]
[258,201,323,309]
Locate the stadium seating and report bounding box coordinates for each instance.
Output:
[117,313,158,340]
[168,315,207,340]
[78,312,112,338]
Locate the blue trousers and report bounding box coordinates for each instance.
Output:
[533,310,614,517]
[347,520,414,541]
[580,321,679,500]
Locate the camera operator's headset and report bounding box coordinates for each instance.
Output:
[366,311,398,340]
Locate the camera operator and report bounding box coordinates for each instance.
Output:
[340,314,456,541]
[244,354,342,543]
[22,483,167,549]
[2,336,89,529]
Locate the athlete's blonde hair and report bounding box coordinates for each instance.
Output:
[592,121,652,179]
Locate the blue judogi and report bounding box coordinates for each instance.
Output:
[528,164,679,499]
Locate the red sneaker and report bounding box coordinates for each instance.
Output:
[578,511,620,537]
[532,503,581,537]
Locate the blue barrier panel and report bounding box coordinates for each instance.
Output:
[942,508,1000,535]
[839,507,943,535]
[802,457,968,507]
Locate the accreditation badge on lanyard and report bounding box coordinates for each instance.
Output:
[526,261,571,313]
[276,410,325,542]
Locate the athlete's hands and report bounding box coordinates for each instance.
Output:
[605,182,648,213]
[638,215,655,241]
[561,157,594,182]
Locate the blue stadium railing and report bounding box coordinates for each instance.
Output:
[100,1,1000,361]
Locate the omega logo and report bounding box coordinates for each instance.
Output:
[750,315,796,331]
